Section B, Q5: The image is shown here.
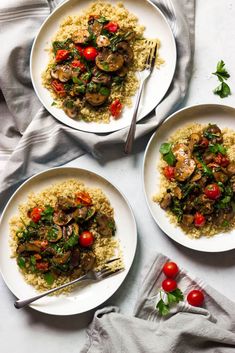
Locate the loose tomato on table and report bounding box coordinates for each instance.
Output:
[104,22,119,33]
[162,278,177,293]
[71,60,86,71]
[83,46,98,61]
[194,212,205,227]
[163,262,179,278]
[187,289,204,307]
[109,99,122,118]
[30,207,43,223]
[55,49,70,62]
[204,183,221,200]
[79,231,94,247]
[76,191,92,205]
[51,80,66,97]
[163,166,175,181]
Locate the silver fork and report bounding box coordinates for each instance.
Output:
[124,41,158,154]
[14,258,123,309]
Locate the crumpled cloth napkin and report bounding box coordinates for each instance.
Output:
[81,253,235,353]
[0,0,194,209]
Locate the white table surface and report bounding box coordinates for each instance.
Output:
[1,1,235,352]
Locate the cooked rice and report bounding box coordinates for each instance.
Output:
[42,0,163,123]
[10,179,123,292]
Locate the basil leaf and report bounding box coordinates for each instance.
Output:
[163,151,176,166]
[214,82,231,98]
[160,142,172,155]
[44,272,55,285]
[17,256,26,269]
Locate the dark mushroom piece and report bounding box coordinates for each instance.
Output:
[160,193,172,210]
[85,206,96,221]
[56,196,76,211]
[70,248,81,268]
[80,252,96,271]
[85,92,108,106]
[204,124,223,143]
[91,68,111,85]
[181,214,194,227]
[53,210,73,226]
[62,100,79,119]
[175,158,196,182]
[96,212,116,236]
[89,20,103,37]
[72,206,88,221]
[47,225,63,243]
[96,49,124,72]
[63,223,79,240]
[52,251,71,265]
[116,65,128,78]
[116,41,134,64]
[213,171,228,183]
[17,243,41,254]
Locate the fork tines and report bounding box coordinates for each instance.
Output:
[145,40,158,70]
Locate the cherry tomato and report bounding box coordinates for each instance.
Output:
[51,80,66,97]
[30,207,43,223]
[79,231,94,247]
[36,261,49,271]
[194,212,205,227]
[76,191,92,205]
[109,99,122,118]
[104,21,119,33]
[204,183,221,200]
[83,46,98,61]
[163,166,175,180]
[199,137,209,148]
[187,289,204,307]
[214,153,230,167]
[75,45,84,56]
[163,261,179,278]
[71,60,86,71]
[162,278,177,292]
[55,49,70,62]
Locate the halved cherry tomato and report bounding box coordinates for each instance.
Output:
[79,231,94,247]
[104,21,119,33]
[109,99,122,118]
[163,166,175,181]
[194,212,205,227]
[76,191,92,205]
[204,183,221,200]
[55,49,70,62]
[51,80,66,97]
[75,45,84,56]
[36,262,49,271]
[162,278,177,292]
[30,207,43,223]
[83,46,98,61]
[214,153,230,167]
[163,262,179,278]
[187,289,204,307]
[71,60,86,72]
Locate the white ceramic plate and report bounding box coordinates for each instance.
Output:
[30,0,176,133]
[143,104,235,252]
[0,167,137,315]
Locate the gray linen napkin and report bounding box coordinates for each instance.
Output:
[81,253,235,353]
[0,0,194,208]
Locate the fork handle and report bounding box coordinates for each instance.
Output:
[14,274,87,309]
[124,80,145,154]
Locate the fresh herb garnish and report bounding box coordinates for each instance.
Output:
[51,101,57,106]
[159,143,176,166]
[156,289,184,316]
[41,206,54,223]
[99,87,110,96]
[17,256,26,269]
[212,60,231,98]
[209,143,227,155]
[214,82,231,98]
[97,16,108,24]
[52,39,72,54]
[44,272,55,285]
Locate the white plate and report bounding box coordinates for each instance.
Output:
[143,104,235,252]
[0,167,137,315]
[30,0,176,133]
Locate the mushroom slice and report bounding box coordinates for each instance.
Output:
[96,35,110,47]
[53,210,73,226]
[80,252,96,271]
[91,68,111,85]
[172,143,190,161]
[62,99,79,119]
[17,243,41,254]
[85,92,108,106]
[70,248,81,268]
[160,193,172,210]
[85,206,96,221]
[116,41,134,64]
[175,158,196,182]
[47,225,63,243]
[96,49,124,72]
[72,29,89,44]
[96,212,116,236]
[52,251,71,265]
[72,206,88,221]
[57,65,72,82]
[66,223,79,238]
[50,66,60,79]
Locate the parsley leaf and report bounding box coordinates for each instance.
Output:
[214,82,231,98]
[156,299,170,316]
[213,60,230,82]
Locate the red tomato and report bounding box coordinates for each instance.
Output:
[109,99,122,118]
[76,191,92,205]
[162,278,177,292]
[71,60,86,71]
[36,262,49,271]
[163,166,175,180]
[204,183,221,200]
[83,47,98,61]
[199,137,209,148]
[187,290,204,307]
[194,212,205,227]
[30,207,43,223]
[214,153,230,167]
[32,240,48,250]
[79,231,94,247]
[75,45,84,56]
[163,262,179,278]
[55,49,70,62]
[104,22,119,33]
[51,80,66,97]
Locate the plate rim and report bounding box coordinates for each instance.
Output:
[142,103,235,253]
[30,0,176,133]
[0,166,137,315]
